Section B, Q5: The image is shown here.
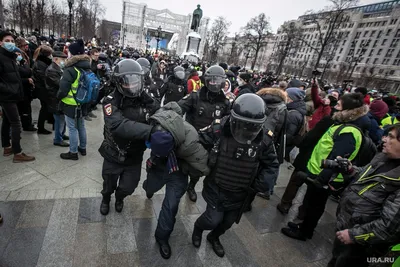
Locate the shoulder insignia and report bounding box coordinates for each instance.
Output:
[267,130,274,137]
[182,94,190,100]
[104,103,112,116]
[215,119,221,124]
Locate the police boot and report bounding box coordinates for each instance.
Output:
[186,182,197,202]
[156,238,171,259]
[115,198,124,213]
[100,197,110,215]
[192,226,203,248]
[0,213,3,224]
[207,232,225,257]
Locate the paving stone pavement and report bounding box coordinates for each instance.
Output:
[0,100,338,266]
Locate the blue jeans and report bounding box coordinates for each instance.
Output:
[65,116,86,153]
[53,114,66,144]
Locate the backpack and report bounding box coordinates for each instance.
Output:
[263,103,287,164]
[289,110,309,147]
[73,67,101,104]
[333,124,377,167]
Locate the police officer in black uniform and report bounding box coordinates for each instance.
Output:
[178,65,232,202]
[159,66,187,105]
[98,59,161,215]
[136,57,154,96]
[191,94,279,257]
[113,50,130,66]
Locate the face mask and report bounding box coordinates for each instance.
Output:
[238,79,244,86]
[60,61,65,68]
[16,55,23,61]
[2,42,16,52]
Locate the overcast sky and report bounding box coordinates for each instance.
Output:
[101,0,380,34]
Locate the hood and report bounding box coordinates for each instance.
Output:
[65,54,91,69]
[257,88,287,104]
[332,105,371,132]
[287,100,307,116]
[150,102,185,147]
[224,79,232,95]
[226,70,236,78]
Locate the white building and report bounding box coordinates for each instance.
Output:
[271,0,400,92]
[120,1,209,57]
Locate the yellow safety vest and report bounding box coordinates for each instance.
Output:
[307,125,363,182]
[190,79,201,92]
[381,114,399,127]
[61,68,81,106]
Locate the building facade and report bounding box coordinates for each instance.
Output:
[120,1,209,57]
[99,20,122,45]
[271,0,400,92]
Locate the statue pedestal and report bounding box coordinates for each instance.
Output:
[182,32,201,62]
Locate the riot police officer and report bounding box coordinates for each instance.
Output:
[178,65,231,202]
[98,59,161,215]
[191,94,279,257]
[159,66,187,105]
[136,57,153,95]
[113,50,130,66]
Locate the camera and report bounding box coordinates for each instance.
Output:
[321,158,350,173]
[312,70,322,76]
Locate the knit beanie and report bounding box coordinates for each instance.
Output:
[39,45,53,57]
[340,93,365,110]
[370,100,389,120]
[239,73,252,83]
[286,88,305,101]
[68,39,85,56]
[288,79,303,88]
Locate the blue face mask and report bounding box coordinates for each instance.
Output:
[2,42,16,52]
[16,55,23,62]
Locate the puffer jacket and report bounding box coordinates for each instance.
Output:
[33,55,52,101]
[286,100,307,155]
[45,62,63,114]
[367,112,384,145]
[57,55,91,118]
[149,102,210,177]
[0,47,24,103]
[336,153,400,247]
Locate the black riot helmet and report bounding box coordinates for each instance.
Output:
[132,51,140,60]
[173,66,185,80]
[121,50,130,58]
[137,57,151,76]
[113,59,144,98]
[98,53,107,62]
[204,65,226,93]
[230,94,267,144]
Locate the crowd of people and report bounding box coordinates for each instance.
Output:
[1,30,400,266]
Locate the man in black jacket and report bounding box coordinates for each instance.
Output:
[159,66,187,105]
[191,94,279,257]
[45,51,69,147]
[98,59,160,215]
[178,65,231,202]
[0,31,35,162]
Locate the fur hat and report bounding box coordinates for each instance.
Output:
[68,39,85,56]
[340,93,365,110]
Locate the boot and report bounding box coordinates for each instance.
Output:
[100,197,110,215]
[192,226,203,248]
[60,152,78,160]
[37,128,52,135]
[115,199,124,213]
[53,141,69,147]
[156,238,171,259]
[88,111,97,118]
[78,147,87,156]
[84,116,92,121]
[277,203,290,215]
[3,147,12,157]
[0,213,3,224]
[207,233,225,257]
[13,153,35,163]
[146,192,154,199]
[187,183,197,202]
[257,192,270,200]
[281,227,311,241]
[62,135,69,141]
[23,125,38,132]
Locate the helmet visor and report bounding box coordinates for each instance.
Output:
[205,76,225,92]
[118,74,143,98]
[230,117,263,144]
[175,70,185,80]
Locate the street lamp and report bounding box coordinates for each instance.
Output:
[68,0,74,37]
[145,34,151,54]
[156,26,162,54]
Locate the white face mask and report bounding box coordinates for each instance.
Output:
[67,51,72,59]
[238,79,245,86]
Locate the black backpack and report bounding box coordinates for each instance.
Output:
[263,103,287,164]
[333,124,377,167]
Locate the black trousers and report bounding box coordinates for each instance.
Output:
[188,176,200,188]
[143,164,188,241]
[0,102,22,154]
[195,204,240,238]
[328,238,369,267]
[299,184,330,237]
[101,159,142,200]
[17,98,33,129]
[38,99,50,130]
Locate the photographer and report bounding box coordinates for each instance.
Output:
[328,124,400,267]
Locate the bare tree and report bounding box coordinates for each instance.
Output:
[207,16,231,64]
[244,13,271,70]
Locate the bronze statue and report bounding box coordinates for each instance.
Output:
[191,4,203,32]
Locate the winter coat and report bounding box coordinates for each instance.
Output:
[17,62,34,101]
[367,112,384,145]
[199,117,279,211]
[309,83,331,130]
[0,47,24,103]
[57,55,91,118]
[149,102,210,177]
[33,55,52,101]
[45,62,63,114]
[336,153,400,247]
[286,100,307,155]
[236,83,255,97]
